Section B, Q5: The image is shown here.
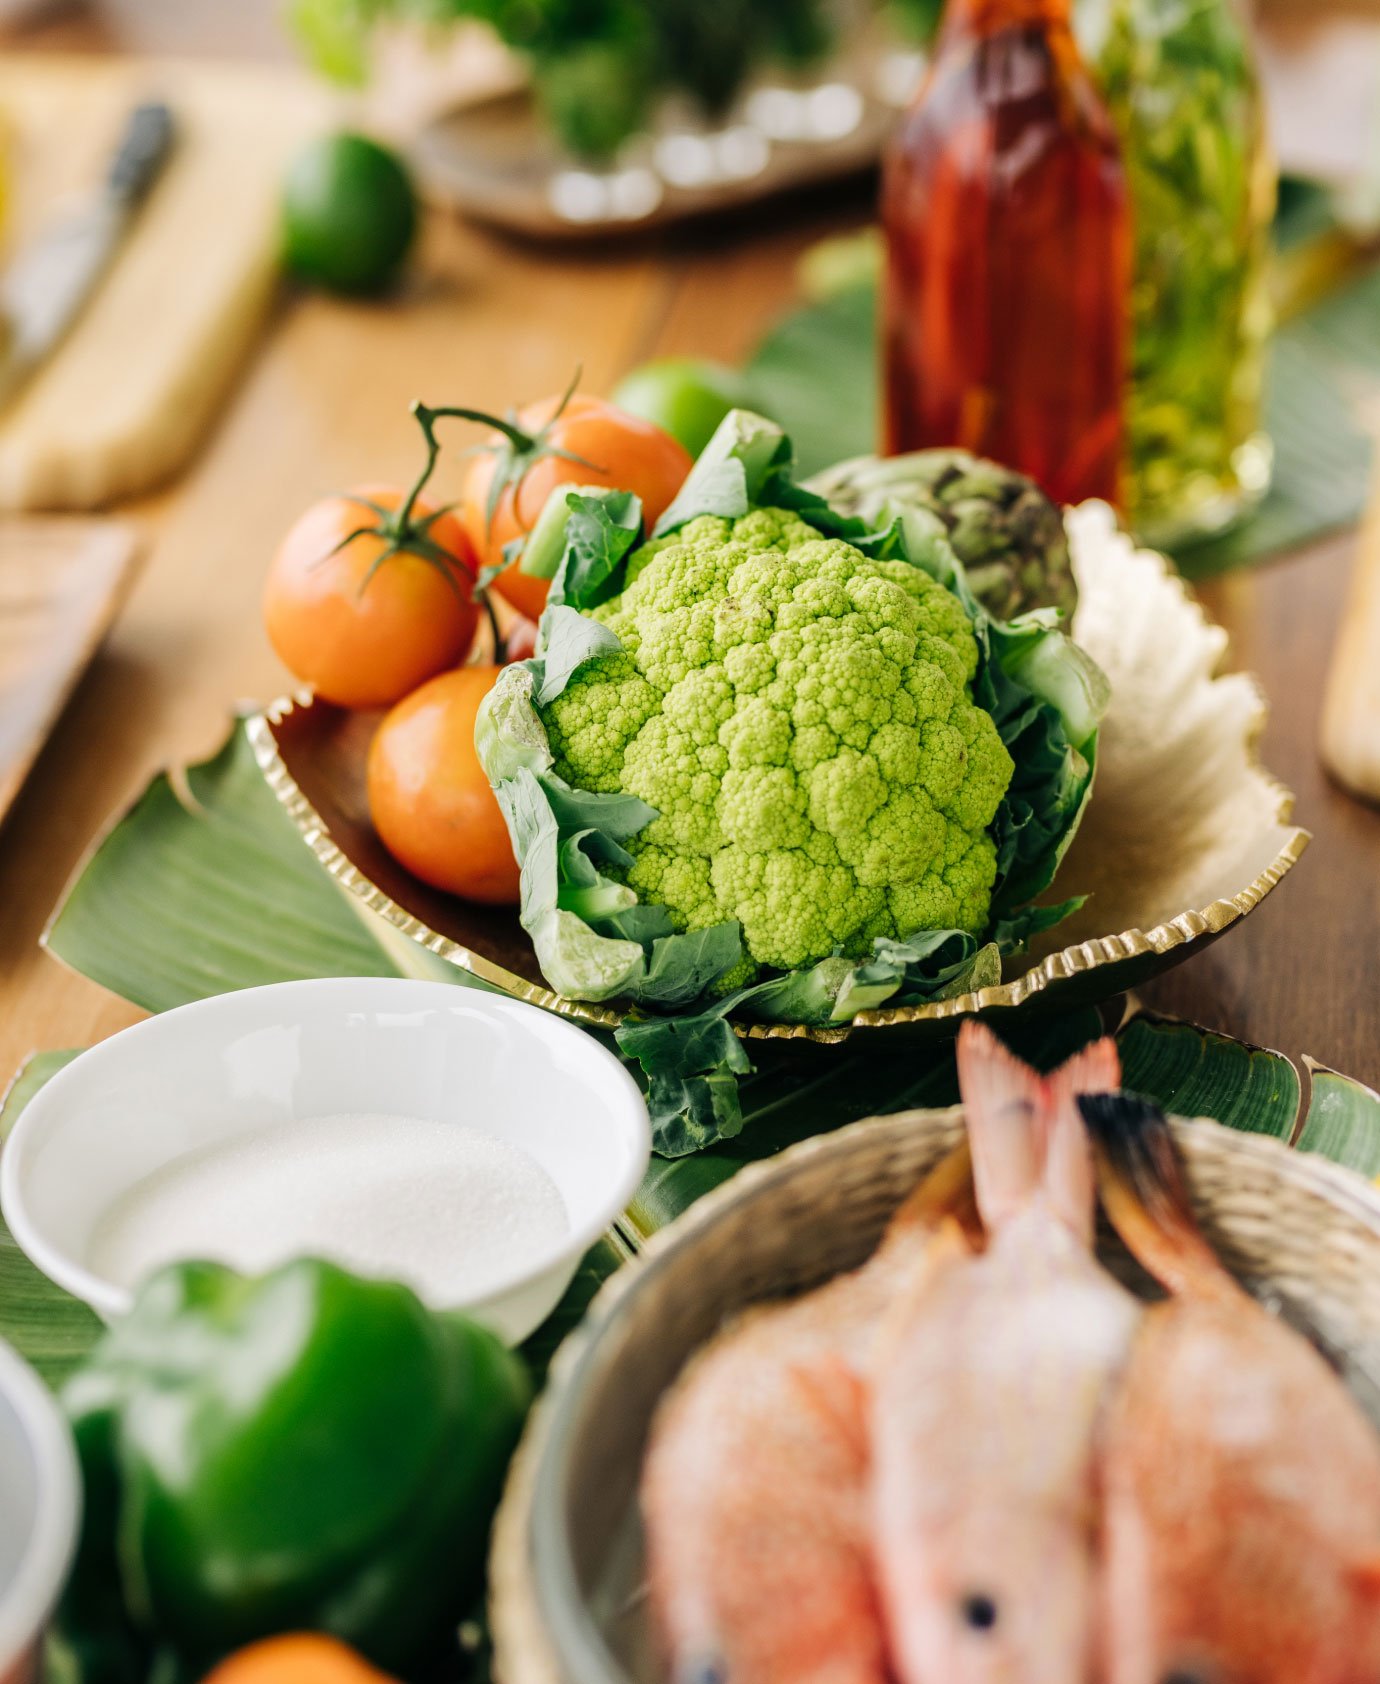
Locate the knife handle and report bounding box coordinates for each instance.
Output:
[107,102,176,203]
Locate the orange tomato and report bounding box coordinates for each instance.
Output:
[263,486,478,709]
[367,665,519,904]
[460,392,691,622]
[200,1633,398,1684]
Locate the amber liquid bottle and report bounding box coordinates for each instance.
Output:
[882,0,1130,508]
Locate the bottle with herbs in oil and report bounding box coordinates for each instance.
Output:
[1083,0,1275,545]
[882,0,1131,510]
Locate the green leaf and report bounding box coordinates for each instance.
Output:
[1296,1060,1380,1176]
[533,607,621,706]
[286,0,374,84]
[0,1050,79,1142]
[44,725,404,1013]
[0,1054,102,1385]
[980,620,1102,921]
[617,1000,753,1157]
[746,283,878,478]
[1116,1014,1300,1138]
[838,932,1000,1016]
[548,490,644,609]
[475,663,556,785]
[517,1232,634,1384]
[625,1007,1107,1235]
[651,409,793,536]
[638,924,744,1009]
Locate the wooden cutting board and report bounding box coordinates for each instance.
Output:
[0,58,328,512]
[0,519,141,824]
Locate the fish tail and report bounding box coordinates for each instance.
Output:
[1078,1092,1239,1301]
[1042,1038,1120,1245]
[956,1020,1047,1230]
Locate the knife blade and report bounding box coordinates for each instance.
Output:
[0,101,176,411]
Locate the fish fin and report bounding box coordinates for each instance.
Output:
[883,1140,982,1250]
[1079,1092,1239,1302]
[957,1021,1047,1231]
[1042,1038,1120,1245]
[791,1353,873,1470]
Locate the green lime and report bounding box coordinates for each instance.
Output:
[612,358,759,459]
[282,132,417,296]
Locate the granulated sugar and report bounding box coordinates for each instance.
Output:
[88,1114,569,1304]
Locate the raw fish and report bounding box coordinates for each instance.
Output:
[871,1022,1140,1684]
[640,1144,976,1684]
[1083,1092,1380,1684]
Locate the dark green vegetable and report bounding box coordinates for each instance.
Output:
[282,133,417,296]
[807,450,1078,621]
[59,1259,530,1684]
[612,359,759,460]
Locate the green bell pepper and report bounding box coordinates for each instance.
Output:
[58,1259,531,1684]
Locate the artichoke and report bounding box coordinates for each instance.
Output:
[808,451,1077,622]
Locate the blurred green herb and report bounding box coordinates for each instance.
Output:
[1092,0,1275,545]
[290,0,843,159]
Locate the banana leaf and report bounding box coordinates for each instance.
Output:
[1296,1059,1380,1175]
[0,1053,99,1383]
[1115,1014,1300,1139]
[44,725,408,1011]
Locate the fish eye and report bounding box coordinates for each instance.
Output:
[959,1592,999,1632]
[678,1657,727,1684]
[1161,1672,1210,1684]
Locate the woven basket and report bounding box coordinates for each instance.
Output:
[490,1108,1380,1684]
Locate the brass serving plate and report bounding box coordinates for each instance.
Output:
[247,505,1308,1042]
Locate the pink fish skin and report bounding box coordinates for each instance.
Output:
[870,1022,1139,1684]
[640,1146,976,1684]
[1083,1093,1380,1684]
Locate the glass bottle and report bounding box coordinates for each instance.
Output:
[1085,0,1274,546]
[882,0,1130,509]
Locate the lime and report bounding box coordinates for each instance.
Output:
[612,358,759,459]
[282,132,417,296]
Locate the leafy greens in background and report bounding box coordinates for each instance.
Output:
[477,410,1109,1153]
[291,0,859,159]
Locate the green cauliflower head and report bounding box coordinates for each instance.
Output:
[541,507,1014,976]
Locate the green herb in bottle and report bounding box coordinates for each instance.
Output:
[1086,0,1275,546]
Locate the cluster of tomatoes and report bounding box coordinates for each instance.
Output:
[261,385,692,904]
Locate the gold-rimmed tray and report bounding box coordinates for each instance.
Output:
[247,504,1309,1042]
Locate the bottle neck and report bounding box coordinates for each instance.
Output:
[939,0,1074,41]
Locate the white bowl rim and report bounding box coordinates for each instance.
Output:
[0,1339,79,1672]
[1,977,651,1322]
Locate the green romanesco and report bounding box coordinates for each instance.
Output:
[541,507,1014,975]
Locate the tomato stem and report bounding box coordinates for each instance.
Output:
[409,371,605,541]
[479,587,506,664]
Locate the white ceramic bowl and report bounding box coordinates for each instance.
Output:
[0,1340,79,1684]
[1,979,650,1344]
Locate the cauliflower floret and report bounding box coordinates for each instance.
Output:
[543,507,1013,975]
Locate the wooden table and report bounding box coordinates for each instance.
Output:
[0,56,1378,1102]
